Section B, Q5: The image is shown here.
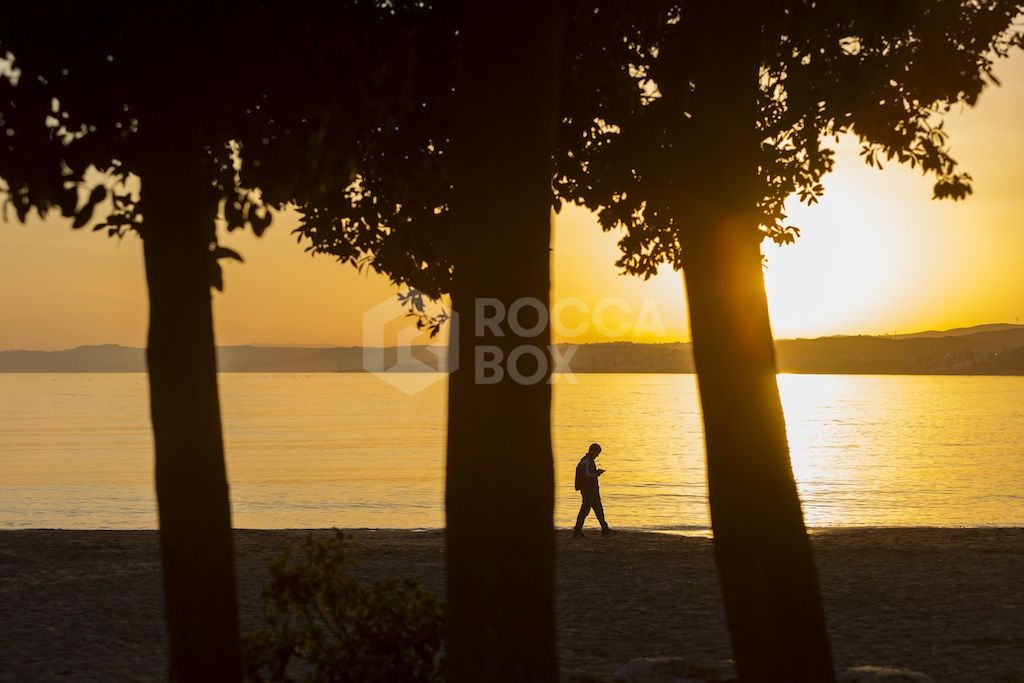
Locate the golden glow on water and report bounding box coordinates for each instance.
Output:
[1,373,1023,530]
[779,374,1024,528]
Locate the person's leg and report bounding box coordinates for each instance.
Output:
[593,493,610,531]
[574,492,591,533]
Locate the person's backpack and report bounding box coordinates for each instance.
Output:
[574,458,587,491]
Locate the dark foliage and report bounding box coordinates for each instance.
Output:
[243,532,445,683]
[0,1,457,298]
[556,0,1024,277]
[7,2,1020,292]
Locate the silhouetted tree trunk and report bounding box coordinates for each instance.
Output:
[137,111,243,682]
[445,2,561,681]
[676,3,835,681]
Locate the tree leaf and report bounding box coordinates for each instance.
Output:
[212,246,244,263]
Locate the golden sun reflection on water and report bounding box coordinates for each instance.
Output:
[778,374,1024,527]
[1,373,1022,530]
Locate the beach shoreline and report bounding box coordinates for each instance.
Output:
[1,528,1021,682]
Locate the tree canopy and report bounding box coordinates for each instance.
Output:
[7,2,1021,295]
[1,1,456,302]
[556,0,1024,276]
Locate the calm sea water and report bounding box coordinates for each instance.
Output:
[1,373,1022,530]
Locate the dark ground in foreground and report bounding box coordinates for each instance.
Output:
[0,528,1021,682]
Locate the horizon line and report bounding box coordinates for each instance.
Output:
[3,322,1021,354]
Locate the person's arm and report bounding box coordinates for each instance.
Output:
[585,459,603,478]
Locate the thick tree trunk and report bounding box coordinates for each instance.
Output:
[445,2,561,681]
[137,117,243,682]
[676,2,835,681]
[682,224,834,683]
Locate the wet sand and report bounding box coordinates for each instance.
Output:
[0,528,1022,681]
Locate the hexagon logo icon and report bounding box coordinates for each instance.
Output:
[361,292,456,395]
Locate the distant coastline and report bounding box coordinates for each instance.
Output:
[3,323,1024,375]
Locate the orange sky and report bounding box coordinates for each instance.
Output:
[2,54,1023,351]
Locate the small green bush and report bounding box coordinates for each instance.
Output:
[243,531,445,683]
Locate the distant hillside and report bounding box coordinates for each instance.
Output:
[0,344,147,372]
[892,323,1022,339]
[774,327,1024,374]
[3,324,1024,375]
[556,342,693,373]
[558,325,1024,374]
[0,345,444,373]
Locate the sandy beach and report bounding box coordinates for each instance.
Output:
[0,528,1021,682]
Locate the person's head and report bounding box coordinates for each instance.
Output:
[587,443,602,459]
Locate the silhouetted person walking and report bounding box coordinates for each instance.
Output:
[573,443,614,538]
